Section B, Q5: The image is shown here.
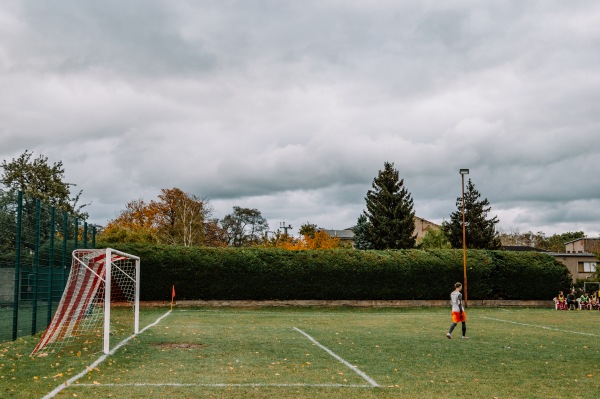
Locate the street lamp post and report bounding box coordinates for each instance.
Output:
[459,168,470,306]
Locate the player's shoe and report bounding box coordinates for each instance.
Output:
[461,336,469,339]
[446,333,452,339]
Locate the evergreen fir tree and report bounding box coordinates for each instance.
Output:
[352,214,373,250]
[443,179,501,249]
[364,162,416,249]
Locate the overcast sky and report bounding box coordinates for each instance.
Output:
[1,1,600,238]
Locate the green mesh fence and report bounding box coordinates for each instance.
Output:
[0,189,96,343]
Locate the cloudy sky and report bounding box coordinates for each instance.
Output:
[1,1,600,238]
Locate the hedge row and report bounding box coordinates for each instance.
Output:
[101,243,572,301]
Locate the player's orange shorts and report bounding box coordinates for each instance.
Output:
[452,311,466,323]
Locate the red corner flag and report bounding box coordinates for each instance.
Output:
[171,285,176,310]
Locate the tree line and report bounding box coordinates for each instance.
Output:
[353,162,502,251]
[0,151,590,253]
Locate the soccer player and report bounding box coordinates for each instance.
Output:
[590,291,599,310]
[556,291,566,310]
[580,291,591,310]
[566,290,578,310]
[447,282,468,339]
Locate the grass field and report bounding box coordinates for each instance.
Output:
[1,306,599,398]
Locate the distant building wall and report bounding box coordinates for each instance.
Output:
[413,216,440,241]
[324,216,441,246]
[552,253,598,282]
[565,238,600,254]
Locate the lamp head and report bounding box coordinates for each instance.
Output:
[459,168,470,175]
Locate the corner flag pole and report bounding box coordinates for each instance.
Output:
[171,285,175,310]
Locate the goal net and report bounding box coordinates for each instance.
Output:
[32,248,140,356]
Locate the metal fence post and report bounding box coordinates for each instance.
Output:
[47,206,56,325]
[12,191,23,341]
[74,217,78,250]
[83,221,88,248]
[31,198,41,335]
[62,212,68,288]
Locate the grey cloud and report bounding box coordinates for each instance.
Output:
[1,1,600,238]
[9,1,216,76]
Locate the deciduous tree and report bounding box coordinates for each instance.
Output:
[100,188,216,247]
[0,190,17,253]
[498,228,546,248]
[153,188,208,247]
[298,223,318,238]
[419,228,451,249]
[203,219,229,247]
[221,206,269,247]
[539,231,585,253]
[262,229,296,248]
[1,150,87,217]
[101,199,158,243]
[277,228,340,250]
[262,223,341,250]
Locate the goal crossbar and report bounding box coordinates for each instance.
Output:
[72,254,107,282]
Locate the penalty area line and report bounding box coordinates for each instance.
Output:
[41,310,172,399]
[293,327,380,388]
[481,316,600,337]
[76,383,374,388]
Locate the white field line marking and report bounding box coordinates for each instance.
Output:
[41,310,172,399]
[293,327,380,388]
[481,316,600,337]
[76,383,373,388]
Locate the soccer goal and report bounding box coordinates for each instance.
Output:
[32,248,140,356]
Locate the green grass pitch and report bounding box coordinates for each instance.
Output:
[1,307,599,398]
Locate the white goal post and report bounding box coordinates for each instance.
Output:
[32,248,140,356]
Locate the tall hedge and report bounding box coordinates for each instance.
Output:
[100,243,572,301]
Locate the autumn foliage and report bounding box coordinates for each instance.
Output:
[264,227,341,250]
[100,188,226,246]
[101,199,158,243]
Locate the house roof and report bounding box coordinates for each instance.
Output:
[548,252,599,258]
[501,246,549,252]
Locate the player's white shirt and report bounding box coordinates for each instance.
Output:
[450,290,463,312]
